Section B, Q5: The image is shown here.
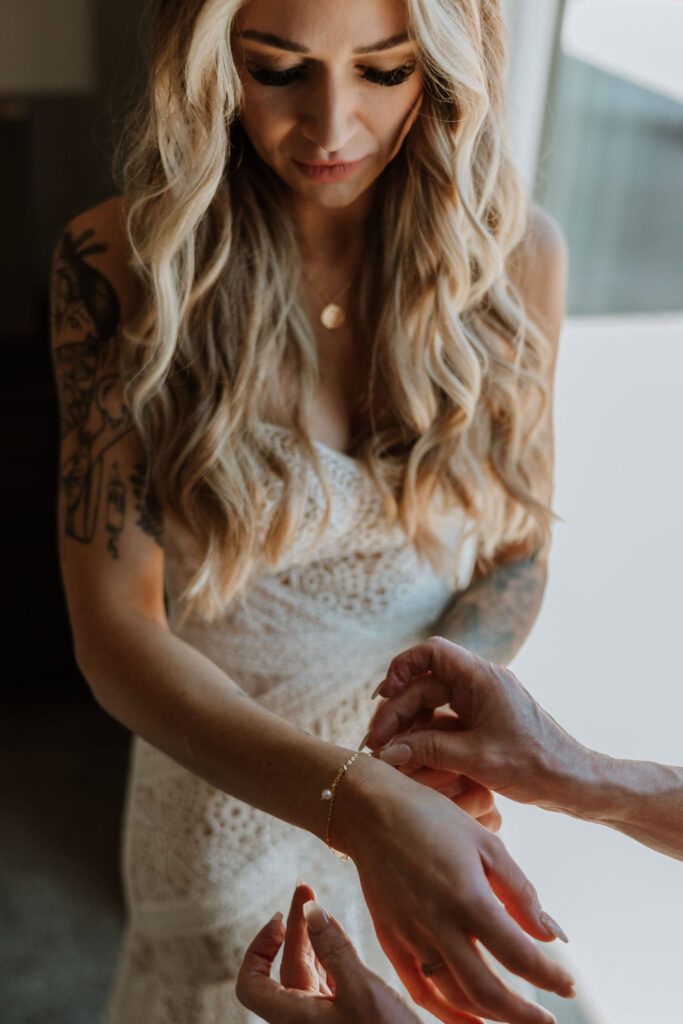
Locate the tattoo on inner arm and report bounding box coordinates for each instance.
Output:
[433,557,548,666]
[51,227,163,556]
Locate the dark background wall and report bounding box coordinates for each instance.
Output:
[2,7,149,1021]
[1,0,145,700]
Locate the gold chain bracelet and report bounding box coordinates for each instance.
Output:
[321,751,371,861]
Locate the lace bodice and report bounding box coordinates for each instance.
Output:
[161,421,478,738]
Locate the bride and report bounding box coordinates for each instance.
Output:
[49,0,577,1021]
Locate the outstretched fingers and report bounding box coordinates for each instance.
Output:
[481,844,572,953]
[436,931,559,1024]
[387,937,487,1024]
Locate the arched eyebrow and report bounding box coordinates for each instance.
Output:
[237,30,411,55]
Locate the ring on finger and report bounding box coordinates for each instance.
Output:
[420,960,446,978]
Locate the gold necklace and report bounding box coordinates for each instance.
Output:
[302,270,353,330]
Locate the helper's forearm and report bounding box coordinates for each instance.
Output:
[431,556,548,666]
[77,607,382,847]
[539,750,683,861]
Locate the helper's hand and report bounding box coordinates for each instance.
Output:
[373,709,503,832]
[236,882,422,1023]
[335,755,576,1024]
[403,751,503,833]
[364,636,591,808]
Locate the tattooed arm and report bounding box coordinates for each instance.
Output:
[49,198,367,838]
[50,204,162,561]
[430,205,568,666]
[430,554,547,666]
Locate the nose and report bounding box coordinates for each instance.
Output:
[299,68,357,155]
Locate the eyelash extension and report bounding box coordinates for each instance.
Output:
[246,63,416,88]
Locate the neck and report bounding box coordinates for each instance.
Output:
[288,186,376,268]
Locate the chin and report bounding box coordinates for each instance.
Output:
[284,166,382,207]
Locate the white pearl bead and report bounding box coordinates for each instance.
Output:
[321,789,333,800]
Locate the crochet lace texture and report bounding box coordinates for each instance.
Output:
[106,424,479,1024]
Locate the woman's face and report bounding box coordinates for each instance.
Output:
[232,0,424,209]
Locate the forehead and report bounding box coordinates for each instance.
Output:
[235,0,410,54]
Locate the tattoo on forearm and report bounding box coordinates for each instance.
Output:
[432,557,548,665]
[51,227,163,554]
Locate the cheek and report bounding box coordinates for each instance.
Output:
[239,88,293,154]
[373,79,423,144]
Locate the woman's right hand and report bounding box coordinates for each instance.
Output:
[337,756,576,1024]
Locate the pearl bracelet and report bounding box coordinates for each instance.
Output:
[321,751,371,861]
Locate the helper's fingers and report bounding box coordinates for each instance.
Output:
[378,725,477,776]
[408,766,466,792]
[448,781,496,820]
[303,900,377,1001]
[379,638,486,706]
[367,677,455,749]
[236,916,329,1023]
[477,805,503,833]
[239,913,285,982]
[281,883,324,992]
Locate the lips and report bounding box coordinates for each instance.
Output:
[295,159,363,166]
[291,156,367,181]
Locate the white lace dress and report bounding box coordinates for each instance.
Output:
[104,424,583,1024]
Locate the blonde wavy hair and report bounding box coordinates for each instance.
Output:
[115,0,555,625]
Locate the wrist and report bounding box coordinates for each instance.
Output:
[534,745,627,823]
[328,751,408,859]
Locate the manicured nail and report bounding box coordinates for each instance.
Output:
[540,912,569,944]
[357,731,371,751]
[371,680,385,699]
[304,900,330,934]
[270,911,284,922]
[379,743,412,766]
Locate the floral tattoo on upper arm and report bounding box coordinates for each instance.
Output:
[51,227,163,556]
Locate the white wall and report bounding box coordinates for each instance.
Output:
[503,313,683,1024]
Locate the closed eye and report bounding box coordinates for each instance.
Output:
[246,63,417,88]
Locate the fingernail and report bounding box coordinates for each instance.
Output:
[371,680,384,699]
[296,876,307,887]
[379,743,412,766]
[304,900,330,934]
[357,731,371,751]
[270,911,284,922]
[540,911,569,944]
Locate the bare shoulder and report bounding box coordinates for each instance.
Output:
[507,202,569,352]
[53,194,141,321]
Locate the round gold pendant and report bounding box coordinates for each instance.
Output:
[320,303,346,329]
